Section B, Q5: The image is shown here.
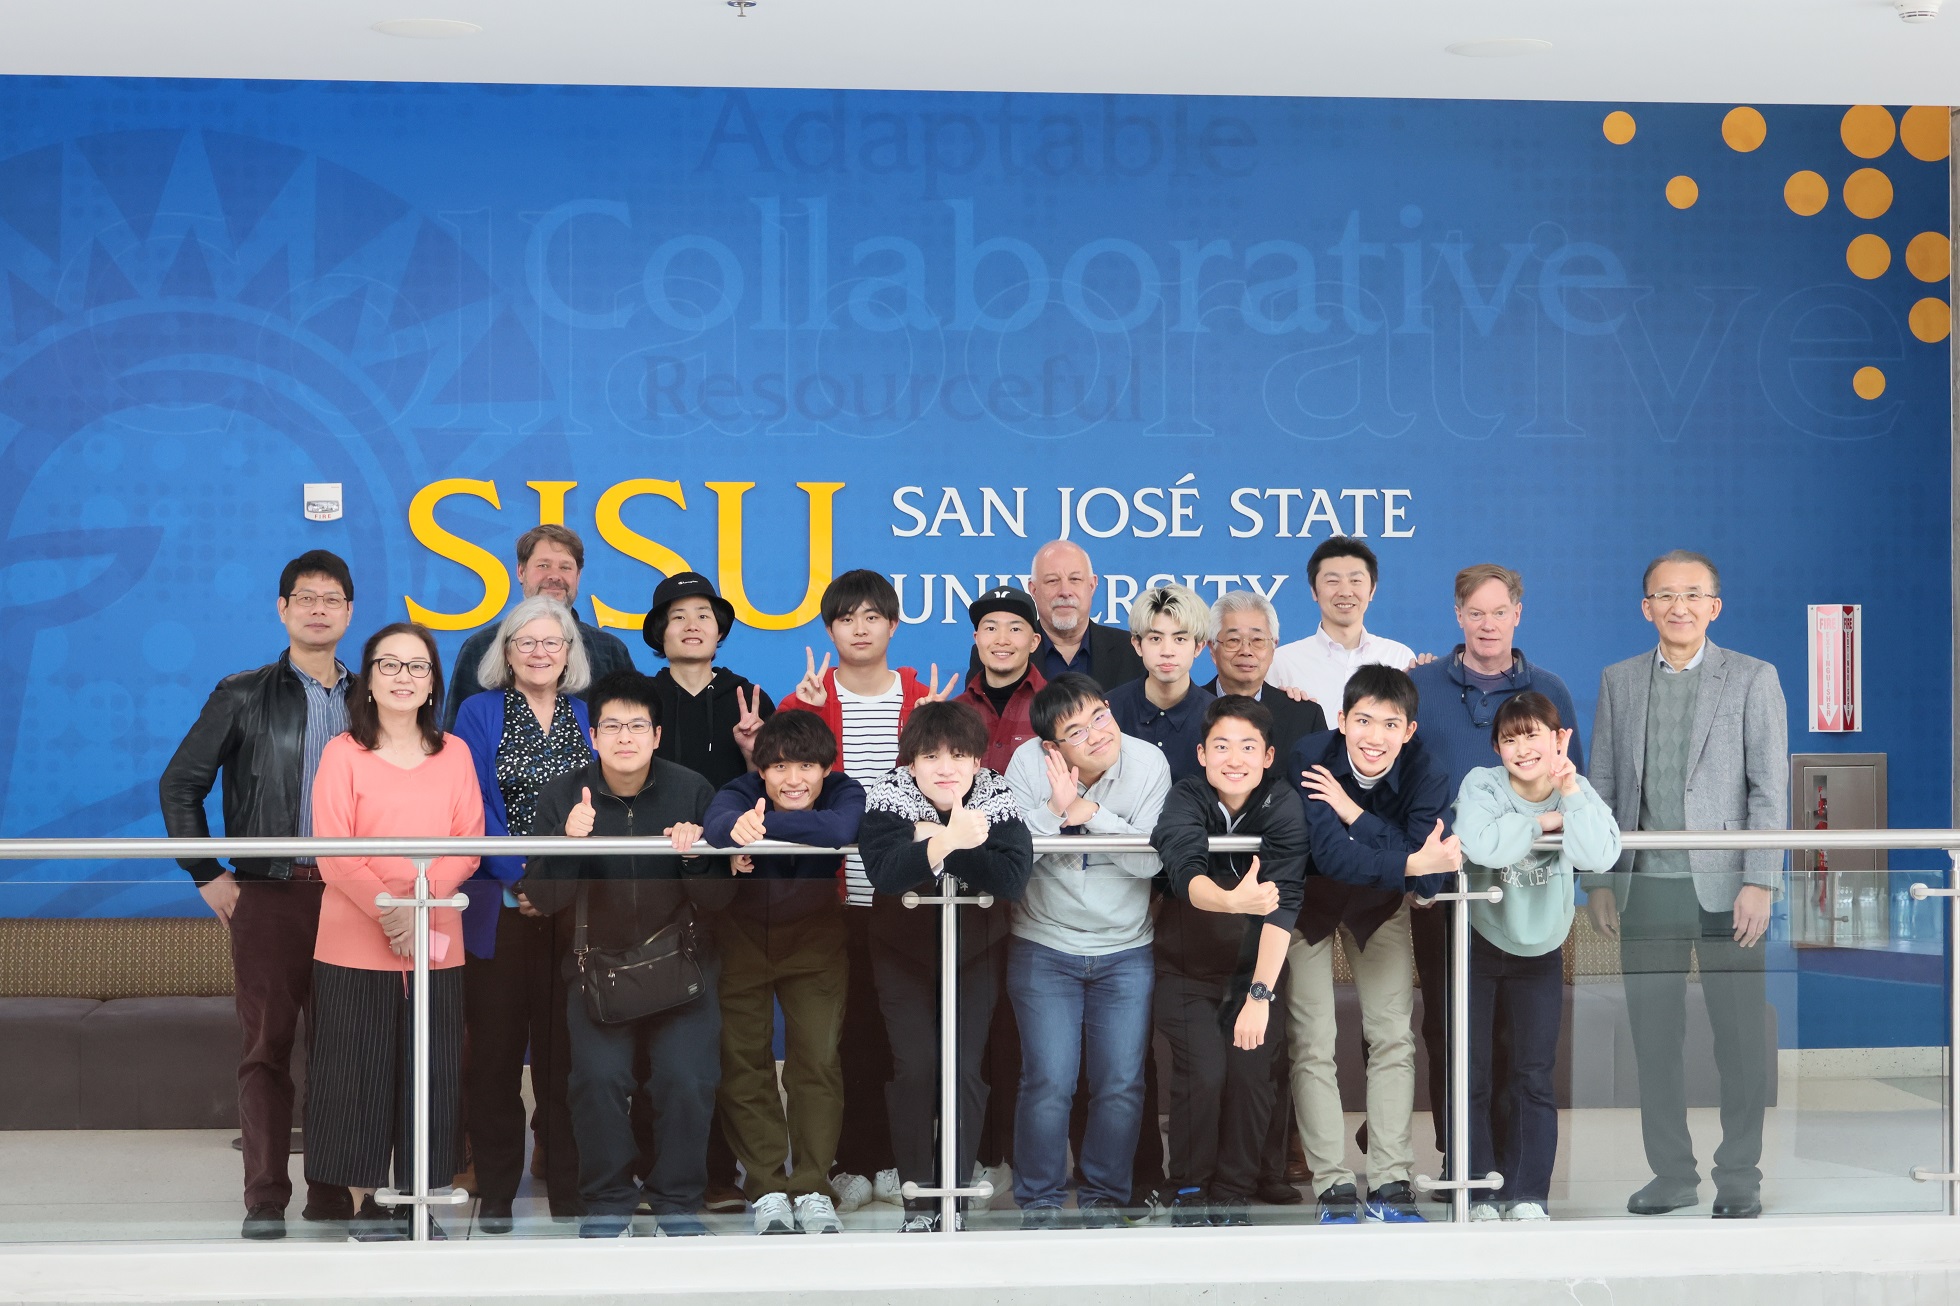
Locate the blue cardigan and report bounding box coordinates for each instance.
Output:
[450,689,592,959]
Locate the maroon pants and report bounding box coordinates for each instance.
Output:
[229,877,348,1213]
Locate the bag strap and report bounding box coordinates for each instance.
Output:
[574,881,590,958]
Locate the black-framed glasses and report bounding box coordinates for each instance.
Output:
[373,658,433,679]
[286,590,347,610]
[595,719,654,737]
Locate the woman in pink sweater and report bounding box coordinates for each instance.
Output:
[306,622,484,1242]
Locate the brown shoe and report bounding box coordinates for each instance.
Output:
[1284,1134,1312,1184]
[703,1181,747,1213]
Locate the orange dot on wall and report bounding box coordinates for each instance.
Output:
[1842,167,1894,219]
[1665,176,1699,209]
[1899,106,1951,162]
[1852,366,1886,400]
[1784,170,1829,216]
[1722,107,1767,151]
[1846,233,1892,279]
[1911,298,1952,344]
[1841,105,1897,159]
[1603,111,1637,145]
[1905,232,1952,283]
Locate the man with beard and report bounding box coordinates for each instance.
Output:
[970,540,1143,693]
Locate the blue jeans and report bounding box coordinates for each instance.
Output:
[1007,937,1154,1209]
[565,952,722,1216]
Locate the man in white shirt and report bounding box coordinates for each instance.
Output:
[1267,537,1418,715]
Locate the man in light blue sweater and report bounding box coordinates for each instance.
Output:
[1003,673,1172,1228]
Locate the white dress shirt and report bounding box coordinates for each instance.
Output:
[1266,624,1416,716]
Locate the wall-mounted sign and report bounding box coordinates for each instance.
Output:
[1808,604,1861,732]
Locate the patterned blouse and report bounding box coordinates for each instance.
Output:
[495,690,592,837]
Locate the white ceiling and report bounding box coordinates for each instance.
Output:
[0,0,1957,106]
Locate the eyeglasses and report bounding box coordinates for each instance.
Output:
[287,591,347,610]
[373,658,432,679]
[1645,590,1717,606]
[509,636,568,655]
[1216,635,1273,653]
[1056,708,1114,748]
[595,719,654,737]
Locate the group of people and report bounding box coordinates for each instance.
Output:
[158,522,1787,1241]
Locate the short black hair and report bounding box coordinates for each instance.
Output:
[279,550,353,602]
[1203,694,1275,747]
[1491,691,1564,748]
[587,669,662,729]
[1341,663,1419,720]
[820,569,901,626]
[896,700,991,766]
[1307,535,1379,589]
[753,711,837,771]
[1030,673,1106,743]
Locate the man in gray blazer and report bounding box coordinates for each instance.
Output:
[1586,550,1787,1220]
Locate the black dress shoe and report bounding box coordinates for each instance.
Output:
[242,1203,286,1240]
[478,1198,514,1235]
[301,1191,354,1223]
[1711,1188,1761,1219]
[1626,1178,1700,1215]
[1256,1179,1305,1205]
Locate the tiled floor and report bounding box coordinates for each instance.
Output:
[0,1067,1942,1243]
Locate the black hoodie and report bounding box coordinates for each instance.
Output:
[651,666,776,789]
[1149,771,1308,989]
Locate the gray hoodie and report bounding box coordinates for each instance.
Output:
[1004,734,1171,957]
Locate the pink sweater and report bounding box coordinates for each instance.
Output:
[311,733,484,972]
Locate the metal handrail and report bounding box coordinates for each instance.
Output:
[0,828,1951,860]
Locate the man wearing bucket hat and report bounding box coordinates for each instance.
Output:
[645,571,777,790]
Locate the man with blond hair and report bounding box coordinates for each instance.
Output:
[1107,584,1215,784]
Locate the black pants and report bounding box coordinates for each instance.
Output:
[463,906,580,1209]
[1155,971,1284,1205]
[871,938,1001,1209]
[304,961,463,1191]
[1620,876,1769,1190]
[1468,933,1562,1204]
[835,908,896,1176]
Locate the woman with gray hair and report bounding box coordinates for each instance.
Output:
[450,596,596,1232]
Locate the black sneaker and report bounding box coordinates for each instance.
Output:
[1170,1186,1210,1227]
[1078,1198,1127,1229]
[1316,1182,1361,1225]
[241,1203,285,1241]
[1211,1201,1251,1227]
[1364,1181,1427,1224]
[477,1198,514,1236]
[348,1196,407,1243]
[1020,1205,1063,1231]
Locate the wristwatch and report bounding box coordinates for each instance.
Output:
[1247,981,1276,1003]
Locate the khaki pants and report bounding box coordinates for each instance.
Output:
[1285,900,1416,1195]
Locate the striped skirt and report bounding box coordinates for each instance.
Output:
[304,960,464,1191]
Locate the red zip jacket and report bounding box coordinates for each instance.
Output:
[959,668,1048,774]
[778,665,933,773]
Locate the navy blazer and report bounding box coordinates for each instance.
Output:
[450,689,593,959]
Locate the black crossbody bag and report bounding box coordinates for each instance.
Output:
[573,885,704,1024]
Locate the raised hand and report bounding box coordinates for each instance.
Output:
[730,796,769,846]
[1300,765,1363,826]
[1407,819,1464,877]
[1042,744,1082,817]
[945,801,990,851]
[795,647,831,709]
[1223,856,1281,916]
[1549,728,1580,794]
[732,684,765,758]
[665,822,704,854]
[922,663,961,703]
[565,786,596,838]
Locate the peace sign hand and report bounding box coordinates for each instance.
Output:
[1549,728,1580,794]
[733,684,765,759]
[795,647,831,709]
[922,663,961,703]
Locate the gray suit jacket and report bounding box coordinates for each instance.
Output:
[1588,639,1788,912]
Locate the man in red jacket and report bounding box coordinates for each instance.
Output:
[959,586,1048,774]
[778,568,954,1209]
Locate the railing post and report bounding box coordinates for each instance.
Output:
[1414,875,1503,1216]
[1907,851,1960,1208]
[899,882,996,1233]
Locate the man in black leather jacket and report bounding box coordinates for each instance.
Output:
[158,550,358,1240]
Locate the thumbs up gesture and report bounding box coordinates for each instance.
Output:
[730,796,769,846]
[1223,856,1281,917]
[566,786,596,838]
[945,801,990,851]
[1406,819,1464,878]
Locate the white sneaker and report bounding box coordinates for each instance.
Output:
[793,1192,842,1234]
[1469,1202,1503,1221]
[1506,1201,1550,1221]
[898,1211,938,1233]
[873,1168,905,1206]
[828,1171,871,1213]
[966,1162,997,1213]
[751,1191,794,1235]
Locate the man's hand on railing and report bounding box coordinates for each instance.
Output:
[1733,884,1772,948]
[1586,887,1620,940]
[664,823,704,854]
[198,871,240,926]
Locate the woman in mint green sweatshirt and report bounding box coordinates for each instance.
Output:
[1453,692,1621,1220]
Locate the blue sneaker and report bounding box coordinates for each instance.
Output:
[1170,1186,1210,1227]
[1316,1183,1361,1225]
[1364,1182,1427,1223]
